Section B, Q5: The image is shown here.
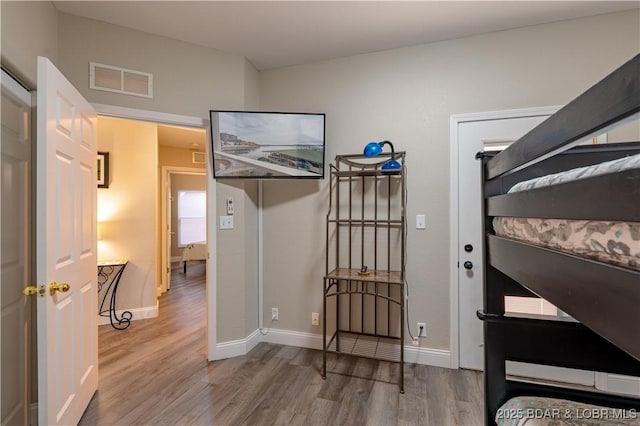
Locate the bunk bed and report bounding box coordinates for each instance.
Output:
[477,53,640,425]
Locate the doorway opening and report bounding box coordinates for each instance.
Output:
[157,124,209,295]
[93,109,217,363]
[161,167,207,294]
[97,117,208,314]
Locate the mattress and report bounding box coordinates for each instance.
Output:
[508,152,640,193]
[493,218,640,271]
[496,396,640,425]
[494,152,640,271]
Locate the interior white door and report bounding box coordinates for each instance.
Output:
[1,69,32,426]
[457,114,548,370]
[455,109,596,387]
[36,56,98,425]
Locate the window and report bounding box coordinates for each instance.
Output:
[178,190,206,246]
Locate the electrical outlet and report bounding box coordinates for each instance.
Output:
[416,214,426,229]
[311,312,319,326]
[219,215,234,229]
[417,322,426,337]
[271,307,279,321]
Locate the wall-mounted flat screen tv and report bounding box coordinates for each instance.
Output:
[210,110,326,179]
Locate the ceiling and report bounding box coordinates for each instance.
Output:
[157,124,206,150]
[54,1,638,71]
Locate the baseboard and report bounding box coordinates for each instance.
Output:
[261,328,324,350]
[97,302,158,326]
[213,329,262,360]
[171,256,182,263]
[30,403,38,426]
[215,327,452,368]
[405,344,452,368]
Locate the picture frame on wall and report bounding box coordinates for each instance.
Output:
[97,152,109,188]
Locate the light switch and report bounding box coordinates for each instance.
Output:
[416,214,426,229]
[220,215,234,229]
[226,197,234,215]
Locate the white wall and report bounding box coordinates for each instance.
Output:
[97,117,158,314]
[258,10,640,351]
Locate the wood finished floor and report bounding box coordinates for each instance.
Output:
[80,262,484,425]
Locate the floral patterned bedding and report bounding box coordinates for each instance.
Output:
[492,218,640,271]
[496,396,640,425]
[508,153,640,193]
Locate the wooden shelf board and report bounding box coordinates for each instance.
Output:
[325,268,403,284]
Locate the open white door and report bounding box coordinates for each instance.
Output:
[36,57,98,425]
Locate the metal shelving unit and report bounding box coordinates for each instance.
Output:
[322,152,406,393]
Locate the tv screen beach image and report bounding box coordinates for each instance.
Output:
[210,111,325,179]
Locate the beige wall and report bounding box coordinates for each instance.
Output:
[97,117,158,313]
[0,1,59,88]
[5,3,638,352]
[57,12,250,118]
[244,58,260,110]
[55,13,260,342]
[243,182,259,337]
[216,181,259,341]
[258,10,640,350]
[159,146,207,170]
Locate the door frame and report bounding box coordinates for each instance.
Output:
[448,106,560,369]
[92,103,218,361]
[1,67,33,426]
[160,166,207,295]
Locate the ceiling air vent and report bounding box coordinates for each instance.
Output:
[192,152,206,164]
[90,62,153,98]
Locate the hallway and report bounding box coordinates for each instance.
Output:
[80,263,209,424]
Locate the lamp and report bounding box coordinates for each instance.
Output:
[363,140,402,170]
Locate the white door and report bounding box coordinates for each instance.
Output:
[457,112,549,370]
[1,70,32,426]
[454,107,597,386]
[36,57,98,425]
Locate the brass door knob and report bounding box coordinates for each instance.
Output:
[23,286,38,296]
[23,285,45,297]
[49,281,70,296]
